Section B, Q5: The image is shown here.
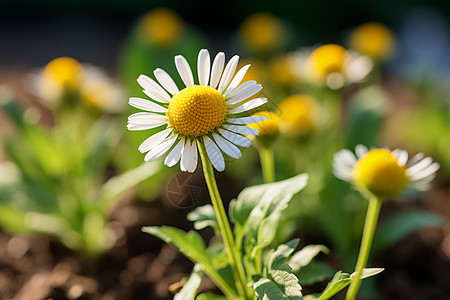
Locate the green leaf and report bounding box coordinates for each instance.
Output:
[196,293,227,300]
[295,261,335,286]
[316,268,384,300]
[254,239,302,300]
[289,245,330,272]
[230,174,308,253]
[187,204,218,232]
[174,265,204,300]
[373,210,444,254]
[142,226,238,298]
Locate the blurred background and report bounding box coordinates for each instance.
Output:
[1,0,450,299]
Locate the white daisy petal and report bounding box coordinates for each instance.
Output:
[227,116,268,125]
[138,128,172,153]
[127,123,165,131]
[406,157,434,176]
[392,149,408,166]
[218,128,252,148]
[212,133,241,159]
[409,162,440,181]
[175,55,194,87]
[407,153,425,167]
[142,89,171,104]
[333,162,353,181]
[164,137,185,167]
[210,52,225,89]
[128,97,167,113]
[337,149,357,167]
[144,134,178,162]
[137,75,171,102]
[355,144,368,158]
[153,68,179,95]
[218,55,239,93]
[223,124,259,135]
[333,155,354,171]
[128,112,166,125]
[197,49,211,86]
[223,64,251,97]
[227,84,263,105]
[187,141,198,172]
[203,136,225,172]
[180,140,193,172]
[227,80,257,99]
[229,97,267,114]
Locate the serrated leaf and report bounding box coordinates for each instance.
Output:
[187,204,218,232]
[230,174,308,254]
[174,265,203,300]
[373,210,444,254]
[289,245,330,272]
[254,277,302,300]
[142,226,238,297]
[316,268,384,300]
[254,239,302,300]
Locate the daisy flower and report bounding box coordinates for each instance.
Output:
[333,145,440,198]
[289,44,373,90]
[127,49,268,172]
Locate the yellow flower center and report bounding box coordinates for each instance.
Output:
[239,12,283,53]
[42,57,83,89]
[278,94,319,137]
[307,44,348,81]
[139,8,184,46]
[349,22,395,60]
[167,85,228,137]
[353,148,409,198]
[247,111,280,137]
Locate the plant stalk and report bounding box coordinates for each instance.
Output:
[259,145,275,183]
[197,141,251,300]
[345,196,383,300]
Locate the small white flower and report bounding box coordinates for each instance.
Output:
[333,145,440,198]
[128,49,268,172]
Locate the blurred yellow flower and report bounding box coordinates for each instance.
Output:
[334,145,440,198]
[247,111,280,138]
[239,12,284,53]
[269,54,297,88]
[278,94,320,138]
[31,57,124,113]
[138,8,184,46]
[291,44,373,90]
[41,57,83,95]
[348,22,395,60]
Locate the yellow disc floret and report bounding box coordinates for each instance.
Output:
[353,149,409,198]
[42,57,83,89]
[306,44,348,82]
[139,8,184,46]
[167,85,227,137]
[278,94,319,138]
[349,22,395,60]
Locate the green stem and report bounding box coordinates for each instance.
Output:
[197,141,251,300]
[345,196,383,300]
[259,145,275,183]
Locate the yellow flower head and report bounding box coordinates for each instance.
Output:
[334,145,440,199]
[139,8,184,46]
[247,111,280,137]
[353,149,408,197]
[269,54,297,87]
[307,44,347,75]
[278,94,319,138]
[239,12,284,53]
[42,57,83,91]
[348,22,395,60]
